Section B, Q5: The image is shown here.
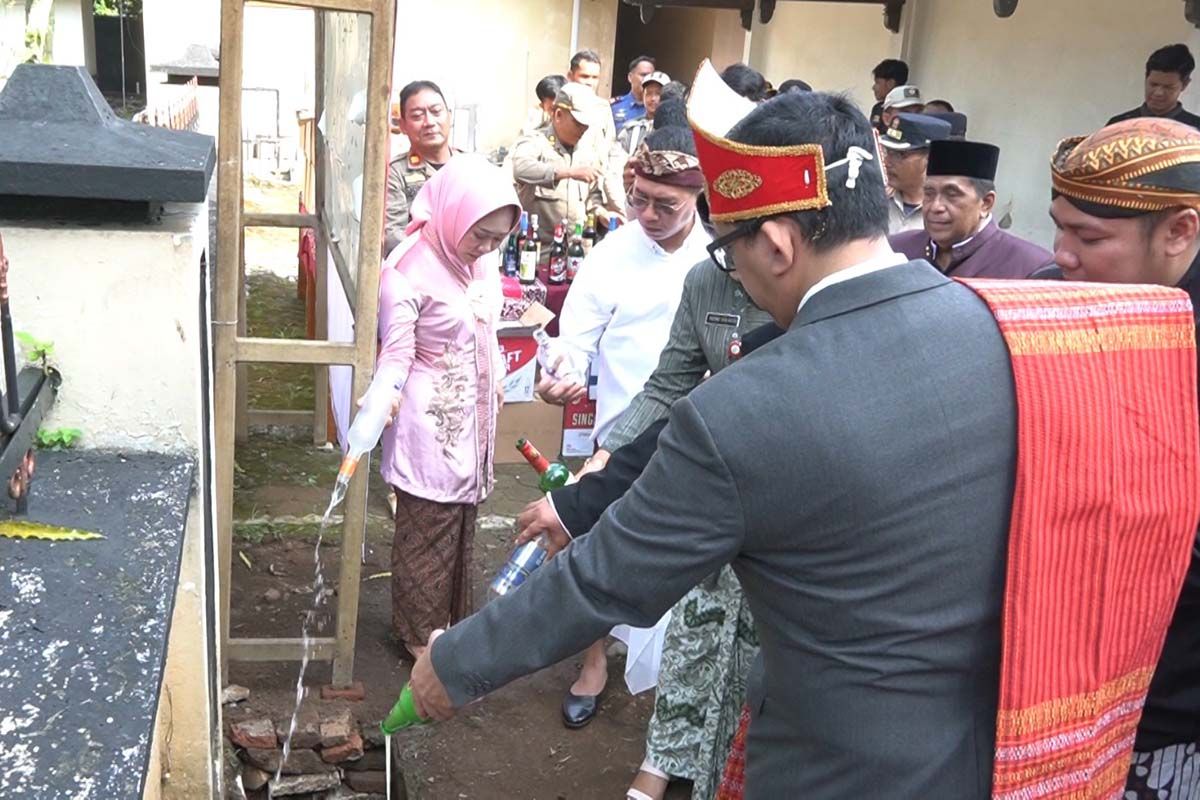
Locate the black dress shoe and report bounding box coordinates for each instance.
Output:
[561,690,599,729]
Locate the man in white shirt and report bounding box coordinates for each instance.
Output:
[536,125,711,728]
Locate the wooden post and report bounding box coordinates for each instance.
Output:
[312,9,331,447]
[214,0,247,679]
[331,0,395,687]
[235,218,250,443]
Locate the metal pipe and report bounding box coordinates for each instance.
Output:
[0,236,23,434]
[570,0,581,56]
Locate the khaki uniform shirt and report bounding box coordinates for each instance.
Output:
[511,124,605,252]
[384,150,452,253]
[575,104,628,213]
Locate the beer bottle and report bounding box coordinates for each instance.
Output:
[582,213,597,254]
[567,224,585,282]
[548,224,567,285]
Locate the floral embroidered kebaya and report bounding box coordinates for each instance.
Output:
[377,155,520,504]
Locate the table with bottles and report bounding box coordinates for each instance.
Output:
[501,211,613,334]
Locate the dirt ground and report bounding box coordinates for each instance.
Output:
[229,179,687,799]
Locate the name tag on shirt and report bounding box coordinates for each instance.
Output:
[706,312,740,328]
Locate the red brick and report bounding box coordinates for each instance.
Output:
[319,707,354,747]
[229,718,277,750]
[321,732,364,764]
[320,682,366,702]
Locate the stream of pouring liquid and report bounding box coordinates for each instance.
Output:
[275,477,345,783]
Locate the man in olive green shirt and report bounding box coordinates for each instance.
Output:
[601,260,772,453]
[573,257,773,799]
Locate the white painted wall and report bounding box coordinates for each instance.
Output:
[2,205,209,453]
[51,0,96,75]
[391,0,604,152]
[0,5,22,85]
[905,0,1200,249]
[143,0,313,153]
[141,0,220,78]
[1,0,95,87]
[749,1,902,112]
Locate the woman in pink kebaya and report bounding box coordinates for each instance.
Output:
[376,154,520,660]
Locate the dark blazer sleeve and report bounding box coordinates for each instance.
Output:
[431,396,747,707]
[549,418,667,536]
[546,321,784,536]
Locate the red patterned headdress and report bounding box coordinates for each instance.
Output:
[687,60,875,224]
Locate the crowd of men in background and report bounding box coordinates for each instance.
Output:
[385,42,1200,285]
[379,40,1200,800]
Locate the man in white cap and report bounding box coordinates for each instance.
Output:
[511,82,609,253]
[881,84,923,130]
[619,70,670,155]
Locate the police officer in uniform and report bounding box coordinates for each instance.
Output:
[511,83,608,255]
[384,80,458,253]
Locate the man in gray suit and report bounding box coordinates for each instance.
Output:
[409,84,1018,796]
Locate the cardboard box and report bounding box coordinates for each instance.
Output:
[498,327,537,403]
[496,398,564,463]
[561,396,597,457]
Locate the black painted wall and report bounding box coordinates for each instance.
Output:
[93,14,145,98]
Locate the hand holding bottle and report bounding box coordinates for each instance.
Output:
[515,497,572,559]
[355,391,400,426]
[410,629,456,722]
[536,373,587,405]
[532,329,586,405]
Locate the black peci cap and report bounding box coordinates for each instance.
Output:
[927,140,1000,181]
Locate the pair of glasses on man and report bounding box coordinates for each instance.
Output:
[706,218,765,273]
[627,191,687,217]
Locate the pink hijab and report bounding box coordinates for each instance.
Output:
[393,153,520,282]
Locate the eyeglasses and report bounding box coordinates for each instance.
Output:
[706,218,764,273]
[627,191,687,217]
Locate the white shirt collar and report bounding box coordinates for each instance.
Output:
[797,250,908,313]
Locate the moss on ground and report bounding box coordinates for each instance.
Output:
[244,271,314,412]
[235,433,339,493]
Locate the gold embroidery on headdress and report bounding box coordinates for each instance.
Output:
[713,169,763,200]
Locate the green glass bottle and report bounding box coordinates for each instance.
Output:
[380,683,429,735]
[516,438,574,492]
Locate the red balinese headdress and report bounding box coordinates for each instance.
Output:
[687,60,875,224]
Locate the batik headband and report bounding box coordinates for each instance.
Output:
[631,147,706,189]
[1051,118,1200,216]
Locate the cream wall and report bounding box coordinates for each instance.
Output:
[749,1,902,112]
[906,0,1200,248]
[711,10,749,71]
[4,210,208,453]
[579,0,620,97]
[391,0,617,152]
